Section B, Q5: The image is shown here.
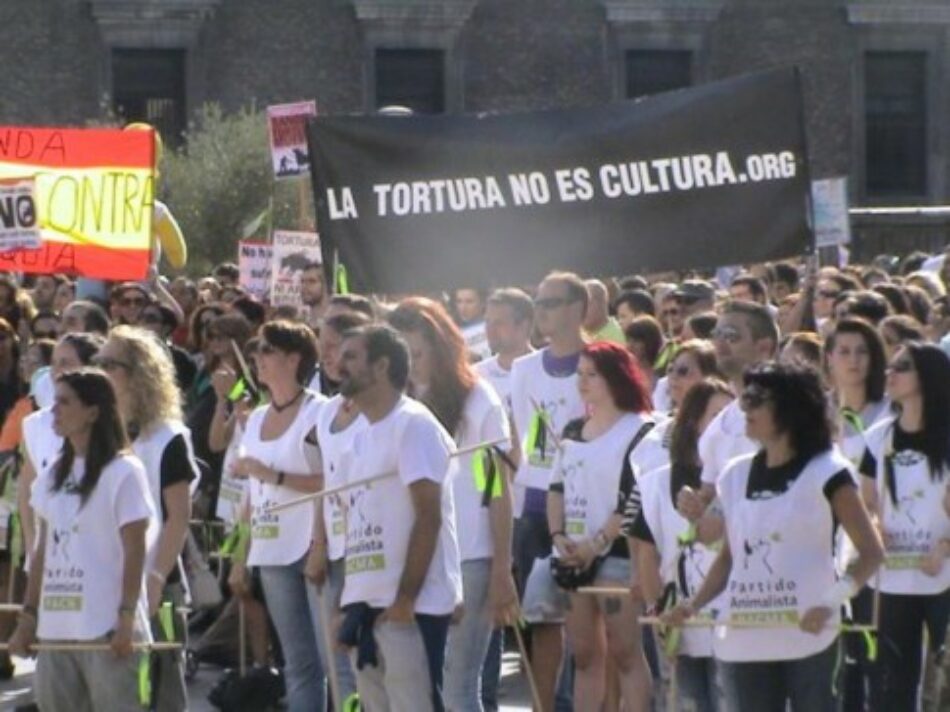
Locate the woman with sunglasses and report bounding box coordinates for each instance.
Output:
[631,378,732,711]
[666,362,883,712]
[228,320,330,712]
[629,339,720,482]
[858,342,950,711]
[8,369,156,711]
[547,341,655,711]
[388,297,516,712]
[97,326,199,712]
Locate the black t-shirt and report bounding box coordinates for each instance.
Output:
[747,451,853,502]
[159,433,199,522]
[549,417,635,558]
[859,424,929,480]
[631,453,853,546]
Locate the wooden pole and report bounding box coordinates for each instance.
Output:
[637,615,875,633]
[264,437,509,514]
[1,641,182,652]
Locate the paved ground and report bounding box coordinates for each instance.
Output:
[0,651,531,710]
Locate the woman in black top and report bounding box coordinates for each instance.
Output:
[858,342,950,711]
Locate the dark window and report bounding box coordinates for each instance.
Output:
[112,49,187,147]
[375,49,445,114]
[625,50,692,99]
[865,51,927,196]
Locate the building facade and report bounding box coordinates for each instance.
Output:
[3,0,950,259]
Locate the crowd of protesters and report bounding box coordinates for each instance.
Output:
[0,245,948,711]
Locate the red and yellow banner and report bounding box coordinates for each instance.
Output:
[0,126,154,280]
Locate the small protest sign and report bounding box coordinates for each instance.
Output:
[270,230,322,307]
[267,102,318,180]
[811,176,851,247]
[0,178,41,251]
[238,241,273,299]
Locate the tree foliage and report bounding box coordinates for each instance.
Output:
[160,103,312,275]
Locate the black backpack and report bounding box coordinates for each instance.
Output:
[207,666,285,712]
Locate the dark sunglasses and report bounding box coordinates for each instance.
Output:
[668,364,692,378]
[887,359,914,374]
[121,297,147,308]
[740,387,772,410]
[533,296,576,311]
[712,326,743,344]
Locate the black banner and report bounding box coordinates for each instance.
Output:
[308,68,813,293]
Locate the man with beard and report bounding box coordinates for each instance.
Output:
[300,262,328,328]
[336,324,462,711]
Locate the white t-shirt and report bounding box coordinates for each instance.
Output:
[215,422,247,527]
[243,393,326,567]
[453,379,511,561]
[31,454,157,641]
[699,400,756,486]
[551,413,646,542]
[340,396,462,615]
[714,449,851,662]
[317,395,368,562]
[22,408,62,481]
[474,355,513,412]
[629,415,672,479]
[864,417,950,595]
[461,321,491,361]
[510,349,585,492]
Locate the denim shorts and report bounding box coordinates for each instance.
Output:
[521,555,634,624]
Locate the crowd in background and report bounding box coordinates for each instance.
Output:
[0,243,948,711]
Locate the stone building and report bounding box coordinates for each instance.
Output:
[3,0,950,259]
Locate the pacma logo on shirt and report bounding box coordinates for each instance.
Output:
[884,525,933,570]
[729,531,800,625]
[344,486,385,575]
[43,524,83,612]
[252,500,280,540]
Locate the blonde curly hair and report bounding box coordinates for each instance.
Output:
[107,325,182,430]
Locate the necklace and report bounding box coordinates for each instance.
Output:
[271,389,304,413]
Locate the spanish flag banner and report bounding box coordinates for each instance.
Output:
[0,126,154,280]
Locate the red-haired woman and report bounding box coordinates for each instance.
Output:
[547,341,654,711]
[389,297,517,712]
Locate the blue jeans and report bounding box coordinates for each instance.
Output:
[719,640,838,712]
[259,556,327,712]
[317,558,358,706]
[445,559,496,712]
[677,656,720,712]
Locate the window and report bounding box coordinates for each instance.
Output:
[375,48,445,114]
[865,51,927,197]
[625,50,692,100]
[112,49,187,147]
